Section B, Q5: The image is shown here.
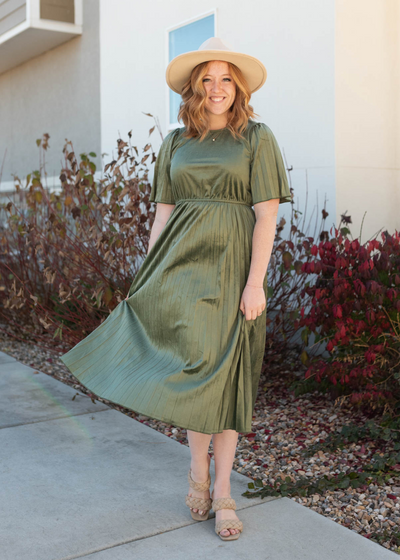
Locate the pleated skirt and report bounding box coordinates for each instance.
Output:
[60,199,268,434]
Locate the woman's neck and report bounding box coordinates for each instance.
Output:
[206,114,228,130]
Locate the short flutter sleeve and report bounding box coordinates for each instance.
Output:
[149,128,178,204]
[249,122,292,205]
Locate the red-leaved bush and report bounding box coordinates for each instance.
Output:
[296,224,400,414]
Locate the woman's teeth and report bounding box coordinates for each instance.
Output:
[210,97,225,103]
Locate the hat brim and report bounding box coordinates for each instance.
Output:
[165,49,267,94]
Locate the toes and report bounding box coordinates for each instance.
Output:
[221,529,230,537]
[220,528,237,537]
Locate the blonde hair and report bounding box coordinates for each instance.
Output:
[177,60,259,142]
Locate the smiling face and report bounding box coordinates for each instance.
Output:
[202,60,237,125]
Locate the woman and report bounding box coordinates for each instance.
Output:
[60,37,291,541]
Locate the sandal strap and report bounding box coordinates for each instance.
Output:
[187,468,211,491]
[212,497,237,511]
[215,519,243,534]
[185,495,212,510]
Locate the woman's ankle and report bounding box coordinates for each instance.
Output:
[212,481,231,497]
[190,455,210,481]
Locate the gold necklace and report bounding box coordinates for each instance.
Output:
[209,126,226,142]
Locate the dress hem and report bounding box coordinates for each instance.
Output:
[63,363,251,436]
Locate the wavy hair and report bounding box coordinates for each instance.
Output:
[177,60,259,142]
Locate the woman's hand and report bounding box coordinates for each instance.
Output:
[239,284,266,321]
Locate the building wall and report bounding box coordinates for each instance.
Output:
[0,0,100,190]
[335,0,400,242]
[99,0,336,233]
[3,1,397,244]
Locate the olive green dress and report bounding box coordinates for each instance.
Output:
[60,120,291,435]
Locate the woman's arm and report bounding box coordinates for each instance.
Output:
[147,202,175,255]
[239,198,279,320]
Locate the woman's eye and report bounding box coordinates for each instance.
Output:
[203,78,231,82]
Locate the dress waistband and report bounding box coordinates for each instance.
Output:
[175,198,252,207]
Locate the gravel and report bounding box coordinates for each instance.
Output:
[1,331,399,554]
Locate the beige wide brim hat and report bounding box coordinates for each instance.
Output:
[166,37,267,95]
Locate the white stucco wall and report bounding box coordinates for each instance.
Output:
[99,0,336,237]
[335,0,400,242]
[1,1,398,243]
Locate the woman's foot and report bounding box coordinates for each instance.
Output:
[187,454,211,516]
[211,486,241,537]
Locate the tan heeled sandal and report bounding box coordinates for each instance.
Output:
[211,491,243,541]
[185,467,212,521]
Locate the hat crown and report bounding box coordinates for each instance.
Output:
[198,37,234,52]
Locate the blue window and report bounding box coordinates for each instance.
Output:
[168,13,215,127]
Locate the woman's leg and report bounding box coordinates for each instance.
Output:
[186,429,213,515]
[212,429,240,536]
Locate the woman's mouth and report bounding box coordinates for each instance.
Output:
[209,97,226,104]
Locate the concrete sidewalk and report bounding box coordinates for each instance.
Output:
[0,350,395,560]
